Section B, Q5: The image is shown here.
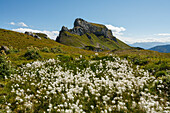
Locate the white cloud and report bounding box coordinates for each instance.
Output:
[105,25,170,44]
[118,35,170,44]
[9,22,15,25]
[18,22,28,27]
[156,33,170,36]
[9,22,28,27]
[12,28,59,40]
[105,24,126,36]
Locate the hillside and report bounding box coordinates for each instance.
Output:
[56,18,130,51]
[0,28,170,113]
[0,28,96,54]
[149,44,170,53]
[0,28,64,49]
[0,28,99,65]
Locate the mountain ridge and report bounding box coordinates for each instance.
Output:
[130,42,169,49]
[56,18,130,51]
[149,44,170,53]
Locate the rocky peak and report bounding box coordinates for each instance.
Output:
[61,26,69,32]
[55,18,130,50]
[57,18,116,41]
[74,18,89,28]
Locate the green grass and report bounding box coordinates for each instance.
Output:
[90,23,106,28]
[35,33,48,38]
[0,28,104,65]
[1,55,170,112]
[0,28,169,73]
[113,49,170,76]
[59,31,130,50]
[0,28,170,112]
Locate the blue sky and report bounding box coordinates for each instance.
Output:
[1,0,170,44]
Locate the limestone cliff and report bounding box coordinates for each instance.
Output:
[56,18,130,51]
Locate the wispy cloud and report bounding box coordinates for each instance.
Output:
[18,22,28,27]
[9,22,15,25]
[118,35,170,44]
[105,24,170,44]
[9,22,28,27]
[12,28,59,40]
[105,24,126,36]
[156,33,170,36]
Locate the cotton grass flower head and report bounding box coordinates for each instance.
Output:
[4,57,169,113]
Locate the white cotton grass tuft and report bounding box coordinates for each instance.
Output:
[4,57,170,112]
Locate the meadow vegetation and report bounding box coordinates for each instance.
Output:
[1,55,170,112]
[58,31,130,50]
[0,28,170,112]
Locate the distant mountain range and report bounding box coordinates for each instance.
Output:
[129,42,170,49]
[149,44,170,53]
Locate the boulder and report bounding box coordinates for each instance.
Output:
[34,35,41,39]
[25,31,41,39]
[35,33,49,39]
[0,45,9,52]
[25,31,31,35]
[44,36,48,39]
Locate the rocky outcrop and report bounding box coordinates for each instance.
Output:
[25,31,41,39]
[35,33,49,39]
[56,18,117,42]
[0,45,9,53]
[56,18,130,51]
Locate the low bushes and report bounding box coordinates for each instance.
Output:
[41,47,63,53]
[8,46,19,54]
[41,47,50,53]
[24,46,42,60]
[0,51,12,79]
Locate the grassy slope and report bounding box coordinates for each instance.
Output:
[0,28,97,54]
[59,31,130,50]
[0,28,170,112]
[0,28,169,72]
[0,28,104,65]
[113,49,170,75]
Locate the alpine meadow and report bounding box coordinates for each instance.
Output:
[0,0,170,113]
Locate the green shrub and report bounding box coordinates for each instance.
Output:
[24,46,42,60]
[131,57,148,65]
[41,47,50,53]
[8,46,19,54]
[144,63,158,73]
[155,71,167,78]
[159,63,169,71]
[0,50,12,79]
[51,47,62,53]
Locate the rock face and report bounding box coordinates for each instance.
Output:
[73,18,115,40]
[57,18,116,42]
[35,33,49,39]
[25,32,41,39]
[56,18,130,50]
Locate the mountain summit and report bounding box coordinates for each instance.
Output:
[56,18,130,51]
